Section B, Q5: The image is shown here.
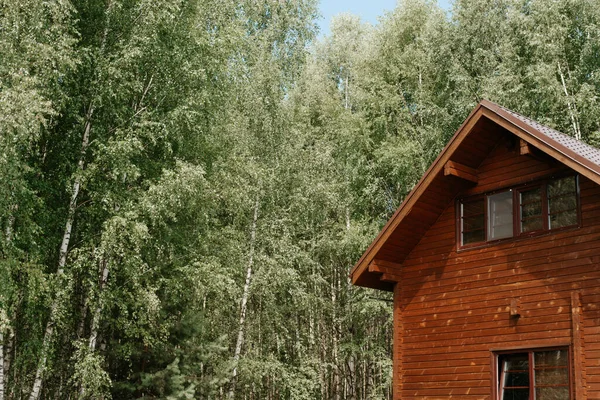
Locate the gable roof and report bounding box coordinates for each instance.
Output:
[351,99,600,291]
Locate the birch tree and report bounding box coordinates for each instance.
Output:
[2,0,600,399]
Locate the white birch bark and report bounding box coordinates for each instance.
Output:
[345,75,349,110]
[227,198,260,400]
[0,204,17,400]
[4,215,14,243]
[0,332,4,400]
[28,104,94,400]
[88,257,109,352]
[332,267,340,400]
[35,22,112,394]
[3,329,13,388]
[558,61,581,140]
[78,257,110,398]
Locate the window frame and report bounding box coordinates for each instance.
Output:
[517,184,547,236]
[460,194,486,246]
[457,174,580,250]
[487,189,515,241]
[492,347,572,400]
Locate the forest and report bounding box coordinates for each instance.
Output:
[1,0,600,398]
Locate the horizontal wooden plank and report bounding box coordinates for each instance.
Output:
[403,378,490,388]
[401,387,491,397]
[402,292,575,321]
[403,225,600,270]
[402,331,572,357]
[402,256,600,300]
[403,280,599,314]
[403,304,572,331]
[403,321,572,348]
[402,357,491,370]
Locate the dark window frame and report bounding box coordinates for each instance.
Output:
[492,347,572,400]
[457,174,580,250]
[460,194,486,245]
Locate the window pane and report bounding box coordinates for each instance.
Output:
[535,386,569,400]
[549,209,577,229]
[549,195,577,213]
[548,176,576,197]
[463,214,484,231]
[534,368,569,386]
[548,177,577,229]
[462,199,485,245]
[534,350,568,367]
[522,217,543,232]
[533,350,569,387]
[521,187,542,205]
[501,354,530,400]
[522,201,542,218]
[520,188,543,233]
[504,354,529,370]
[505,372,530,387]
[489,191,513,240]
[463,199,484,216]
[502,389,530,400]
[463,229,485,244]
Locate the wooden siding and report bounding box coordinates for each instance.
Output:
[391,137,600,399]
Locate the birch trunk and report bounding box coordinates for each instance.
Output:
[77,292,88,338]
[28,104,94,400]
[558,61,581,140]
[332,267,340,400]
[227,198,260,400]
[4,215,14,243]
[0,332,3,400]
[0,204,18,400]
[88,257,109,352]
[2,330,12,399]
[345,75,349,110]
[78,257,110,398]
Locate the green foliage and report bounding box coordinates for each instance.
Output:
[2,0,600,399]
[70,341,112,399]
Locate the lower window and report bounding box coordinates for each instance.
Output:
[496,348,570,400]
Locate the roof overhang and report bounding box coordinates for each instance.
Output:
[351,100,600,291]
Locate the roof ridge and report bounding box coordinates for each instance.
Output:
[481,100,600,170]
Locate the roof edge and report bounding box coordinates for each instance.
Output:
[480,100,600,185]
[351,99,600,290]
[349,102,487,284]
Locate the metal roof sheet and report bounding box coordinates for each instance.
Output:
[488,102,600,175]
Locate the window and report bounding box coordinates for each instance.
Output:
[488,191,513,240]
[459,175,579,247]
[461,198,485,244]
[496,348,570,400]
[519,187,543,233]
[548,177,578,229]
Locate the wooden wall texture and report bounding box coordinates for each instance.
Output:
[392,135,600,399]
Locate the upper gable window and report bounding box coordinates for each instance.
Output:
[459,175,579,248]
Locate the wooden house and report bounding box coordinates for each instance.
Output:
[350,100,600,399]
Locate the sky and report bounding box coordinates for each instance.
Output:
[318,0,453,38]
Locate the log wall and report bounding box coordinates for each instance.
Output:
[393,138,600,399]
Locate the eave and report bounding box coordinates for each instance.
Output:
[351,100,600,291]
